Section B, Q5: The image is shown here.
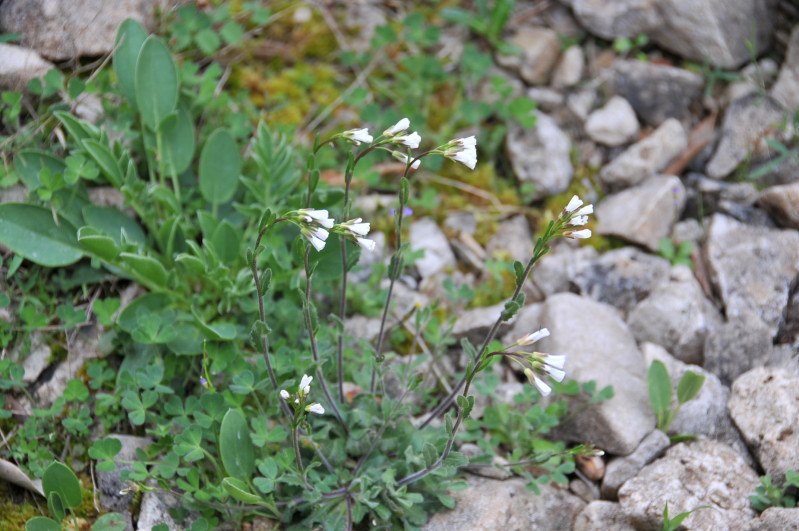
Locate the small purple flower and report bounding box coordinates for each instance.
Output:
[389,206,413,217]
[200,377,207,385]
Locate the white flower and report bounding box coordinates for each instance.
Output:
[564,195,583,214]
[568,229,592,239]
[301,209,335,229]
[395,131,421,149]
[544,366,566,382]
[341,218,370,236]
[444,136,478,170]
[392,151,421,170]
[312,227,329,241]
[543,354,566,370]
[568,215,589,227]
[575,204,593,217]
[307,234,326,252]
[449,148,477,170]
[305,402,325,415]
[342,128,373,145]
[299,374,313,395]
[525,368,552,396]
[357,237,376,251]
[280,389,290,400]
[384,118,410,136]
[516,328,550,346]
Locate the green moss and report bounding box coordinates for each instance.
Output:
[0,481,40,530]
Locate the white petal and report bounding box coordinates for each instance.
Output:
[575,204,593,216]
[546,367,566,382]
[568,215,588,227]
[384,118,410,136]
[569,229,592,239]
[533,374,552,396]
[357,237,376,251]
[456,135,477,148]
[564,195,583,213]
[280,389,290,399]
[396,131,421,149]
[348,222,370,236]
[305,209,329,221]
[308,235,326,251]
[306,403,325,415]
[313,227,329,241]
[518,328,550,346]
[299,374,313,392]
[544,354,566,369]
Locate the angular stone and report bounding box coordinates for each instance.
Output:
[772,25,799,111]
[641,343,750,461]
[574,500,637,531]
[0,43,54,92]
[485,215,534,264]
[551,44,584,88]
[572,247,672,315]
[421,475,585,531]
[0,0,172,61]
[596,175,686,251]
[530,245,598,298]
[537,293,654,455]
[610,59,704,126]
[706,94,791,179]
[601,429,670,499]
[506,114,573,199]
[570,0,659,41]
[758,181,799,229]
[729,367,799,486]
[408,217,456,279]
[618,439,759,530]
[496,26,561,85]
[35,324,104,406]
[12,332,51,383]
[746,507,799,530]
[137,482,180,531]
[704,213,799,338]
[97,434,150,528]
[599,119,687,188]
[451,302,520,347]
[703,312,774,386]
[585,96,640,147]
[627,266,722,365]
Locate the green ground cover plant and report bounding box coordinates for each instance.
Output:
[0,3,610,529]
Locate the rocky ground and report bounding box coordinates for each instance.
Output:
[2,0,799,530]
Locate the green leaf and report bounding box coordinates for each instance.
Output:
[113,18,148,107]
[135,36,179,130]
[25,517,62,531]
[648,360,671,417]
[210,220,240,264]
[47,491,65,522]
[53,110,98,142]
[220,21,244,45]
[199,128,241,204]
[676,370,705,405]
[221,477,262,504]
[191,305,237,341]
[92,512,127,531]
[42,461,82,509]
[219,409,255,480]
[158,108,195,175]
[118,253,167,289]
[422,442,437,468]
[78,227,120,261]
[81,140,123,187]
[82,205,146,247]
[0,203,83,266]
[13,150,65,189]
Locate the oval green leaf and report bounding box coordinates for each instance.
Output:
[647,360,671,416]
[81,139,123,187]
[221,477,263,504]
[91,512,127,531]
[113,18,148,108]
[210,220,240,265]
[42,461,82,509]
[0,203,83,266]
[676,370,705,405]
[82,205,146,247]
[25,517,62,531]
[158,108,195,175]
[53,110,98,142]
[219,409,255,480]
[78,227,120,261]
[118,252,167,289]
[135,36,179,131]
[199,128,241,204]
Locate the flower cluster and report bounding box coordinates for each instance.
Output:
[288,208,376,253]
[561,195,593,239]
[498,328,566,396]
[280,374,325,415]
